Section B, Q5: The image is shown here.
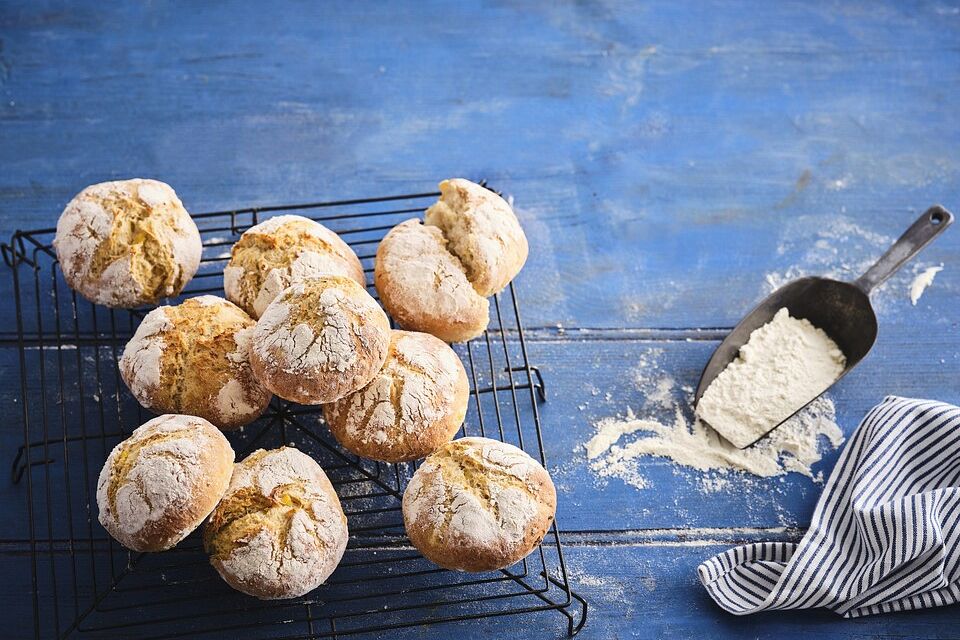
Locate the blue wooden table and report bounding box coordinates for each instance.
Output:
[1,1,958,638]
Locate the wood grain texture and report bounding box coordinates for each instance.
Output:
[0,0,958,638]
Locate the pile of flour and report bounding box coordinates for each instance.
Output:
[587,396,844,486]
[695,308,846,448]
[580,333,846,491]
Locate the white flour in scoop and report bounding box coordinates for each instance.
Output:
[695,308,846,448]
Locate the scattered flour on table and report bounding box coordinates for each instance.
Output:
[631,348,680,410]
[557,558,629,607]
[695,308,845,448]
[586,396,844,489]
[764,214,940,314]
[909,265,943,305]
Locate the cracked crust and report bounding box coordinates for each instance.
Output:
[224,215,365,319]
[323,330,469,462]
[424,178,528,297]
[374,219,489,343]
[402,437,556,572]
[95,414,234,552]
[249,275,390,404]
[204,447,348,599]
[119,295,273,430]
[53,179,202,308]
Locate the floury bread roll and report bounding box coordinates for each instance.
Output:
[374,179,527,343]
[374,220,489,343]
[204,447,348,599]
[119,295,272,430]
[53,179,202,308]
[96,414,234,552]
[224,215,365,318]
[249,276,390,404]
[402,437,556,572]
[323,330,469,462]
[424,178,528,296]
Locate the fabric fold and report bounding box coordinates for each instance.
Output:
[698,396,960,618]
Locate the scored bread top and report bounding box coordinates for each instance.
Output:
[96,414,234,552]
[119,295,272,430]
[424,178,528,297]
[53,179,202,308]
[323,330,469,462]
[224,215,365,318]
[374,219,489,343]
[204,447,348,600]
[402,437,556,572]
[249,275,390,404]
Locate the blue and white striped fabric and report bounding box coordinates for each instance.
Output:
[698,396,960,618]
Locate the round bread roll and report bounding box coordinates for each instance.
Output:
[424,178,528,296]
[96,414,234,552]
[204,447,348,599]
[323,330,469,462]
[53,179,202,308]
[374,219,489,343]
[119,295,272,430]
[402,437,556,572]
[249,275,390,404]
[224,215,365,318]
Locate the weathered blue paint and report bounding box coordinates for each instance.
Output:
[1,1,958,638]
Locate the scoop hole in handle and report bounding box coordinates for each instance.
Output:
[931,210,945,225]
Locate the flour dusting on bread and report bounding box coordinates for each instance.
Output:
[402,438,556,571]
[424,178,528,297]
[374,219,489,342]
[120,307,173,393]
[205,447,348,599]
[96,414,234,552]
[323,330,469,462]
[119,296,271,430]
[249,276,390,404]
[53,179,201,308]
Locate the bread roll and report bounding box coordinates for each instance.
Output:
[224,215,365,318]
[119,295,272,430]
[204,447,348,599]
[374,219,489,343]
[424,178,527,296]
[249,275,390,404]
[323,330,469,462]
[96,414,234,552]
[53,179,202,308]
[402,437,556,572]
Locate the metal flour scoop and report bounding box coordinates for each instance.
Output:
[694,205,954,448]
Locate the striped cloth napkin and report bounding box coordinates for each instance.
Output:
[698,396,960,618]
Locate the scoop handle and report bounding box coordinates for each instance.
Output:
[854,205,954,293]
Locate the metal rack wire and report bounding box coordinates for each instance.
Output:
[3,186,588,639]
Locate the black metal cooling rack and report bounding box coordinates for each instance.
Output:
[2,186,587,639]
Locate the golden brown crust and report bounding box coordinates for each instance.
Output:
[96,414,235,552]
[323,330,469,462]
[119,296,273,430]
[224,215,365,318]
[374,220,489,343]
[249,275,391,404]
[204,447,348,599]
[424,178,528,297]
[402,437,556,572]
[53,179,202,308]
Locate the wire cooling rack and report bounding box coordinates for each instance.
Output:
[2,186,587,639]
